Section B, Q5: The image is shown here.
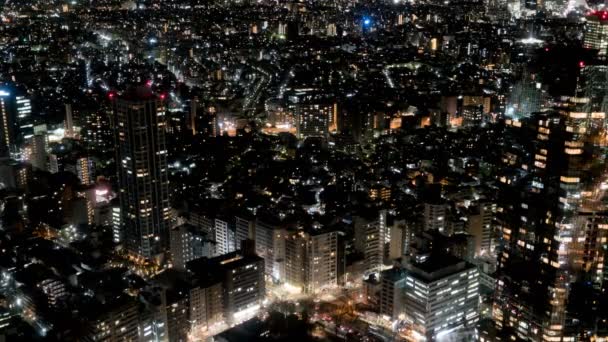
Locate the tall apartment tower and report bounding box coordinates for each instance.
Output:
[494,101,608,340]
[113,87,171,261]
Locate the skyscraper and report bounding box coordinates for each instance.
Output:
[584,11,608,57]
[114,87,171,261]
[0,88,30,158]
[494,99,608,340]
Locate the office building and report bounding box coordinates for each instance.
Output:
[0,88,32,158]
[584,12,608,57]
[402,255,479,340]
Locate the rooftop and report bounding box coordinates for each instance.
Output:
[405,253,472,282]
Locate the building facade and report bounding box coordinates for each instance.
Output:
[113,87,171,261]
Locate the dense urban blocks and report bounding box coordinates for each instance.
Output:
[1,0,608,341]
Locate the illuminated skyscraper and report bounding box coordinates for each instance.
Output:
[0,88,32,158]
[584,11,608,57]
[113,87,171,261]
[494,99,608,340]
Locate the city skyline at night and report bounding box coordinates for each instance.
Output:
[0,0,608,341]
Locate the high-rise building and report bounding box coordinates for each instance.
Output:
[505,72,544,119]
[214,217,236,256]
[364,210,388,276]
[15,95,32,144]
[254,218,285,280]
[83,289,168,342]
[465,201,495,257]
[82,109,113,154]
[187,241,265,326]
[38,278,67,308]
[577,64,608,113]
[235,215,254,250]
[0,90,15,157]
[113,87,171,261]
[401,255,479,340]
[28,134,47,171]
[112,204,121,244]
[326,23,337,37]
[48,154,59,174]
[295,103,333,139]
[283,229,339,293]
[424,201,448,233]
[307,230,338,292]
[462,105,484,127]
[494,101,608,340]
[65,103,74,138]
[188,279,224,334]
[379,266,407,320]
[170,223,215,269]
[0,88,30,158]
[76,156,95,185]
[584,12,608,57]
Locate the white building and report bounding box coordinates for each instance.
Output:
[363,210,388,276]
[214,217,236,256]
[402,255,479,341]
[170,224,215,269]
